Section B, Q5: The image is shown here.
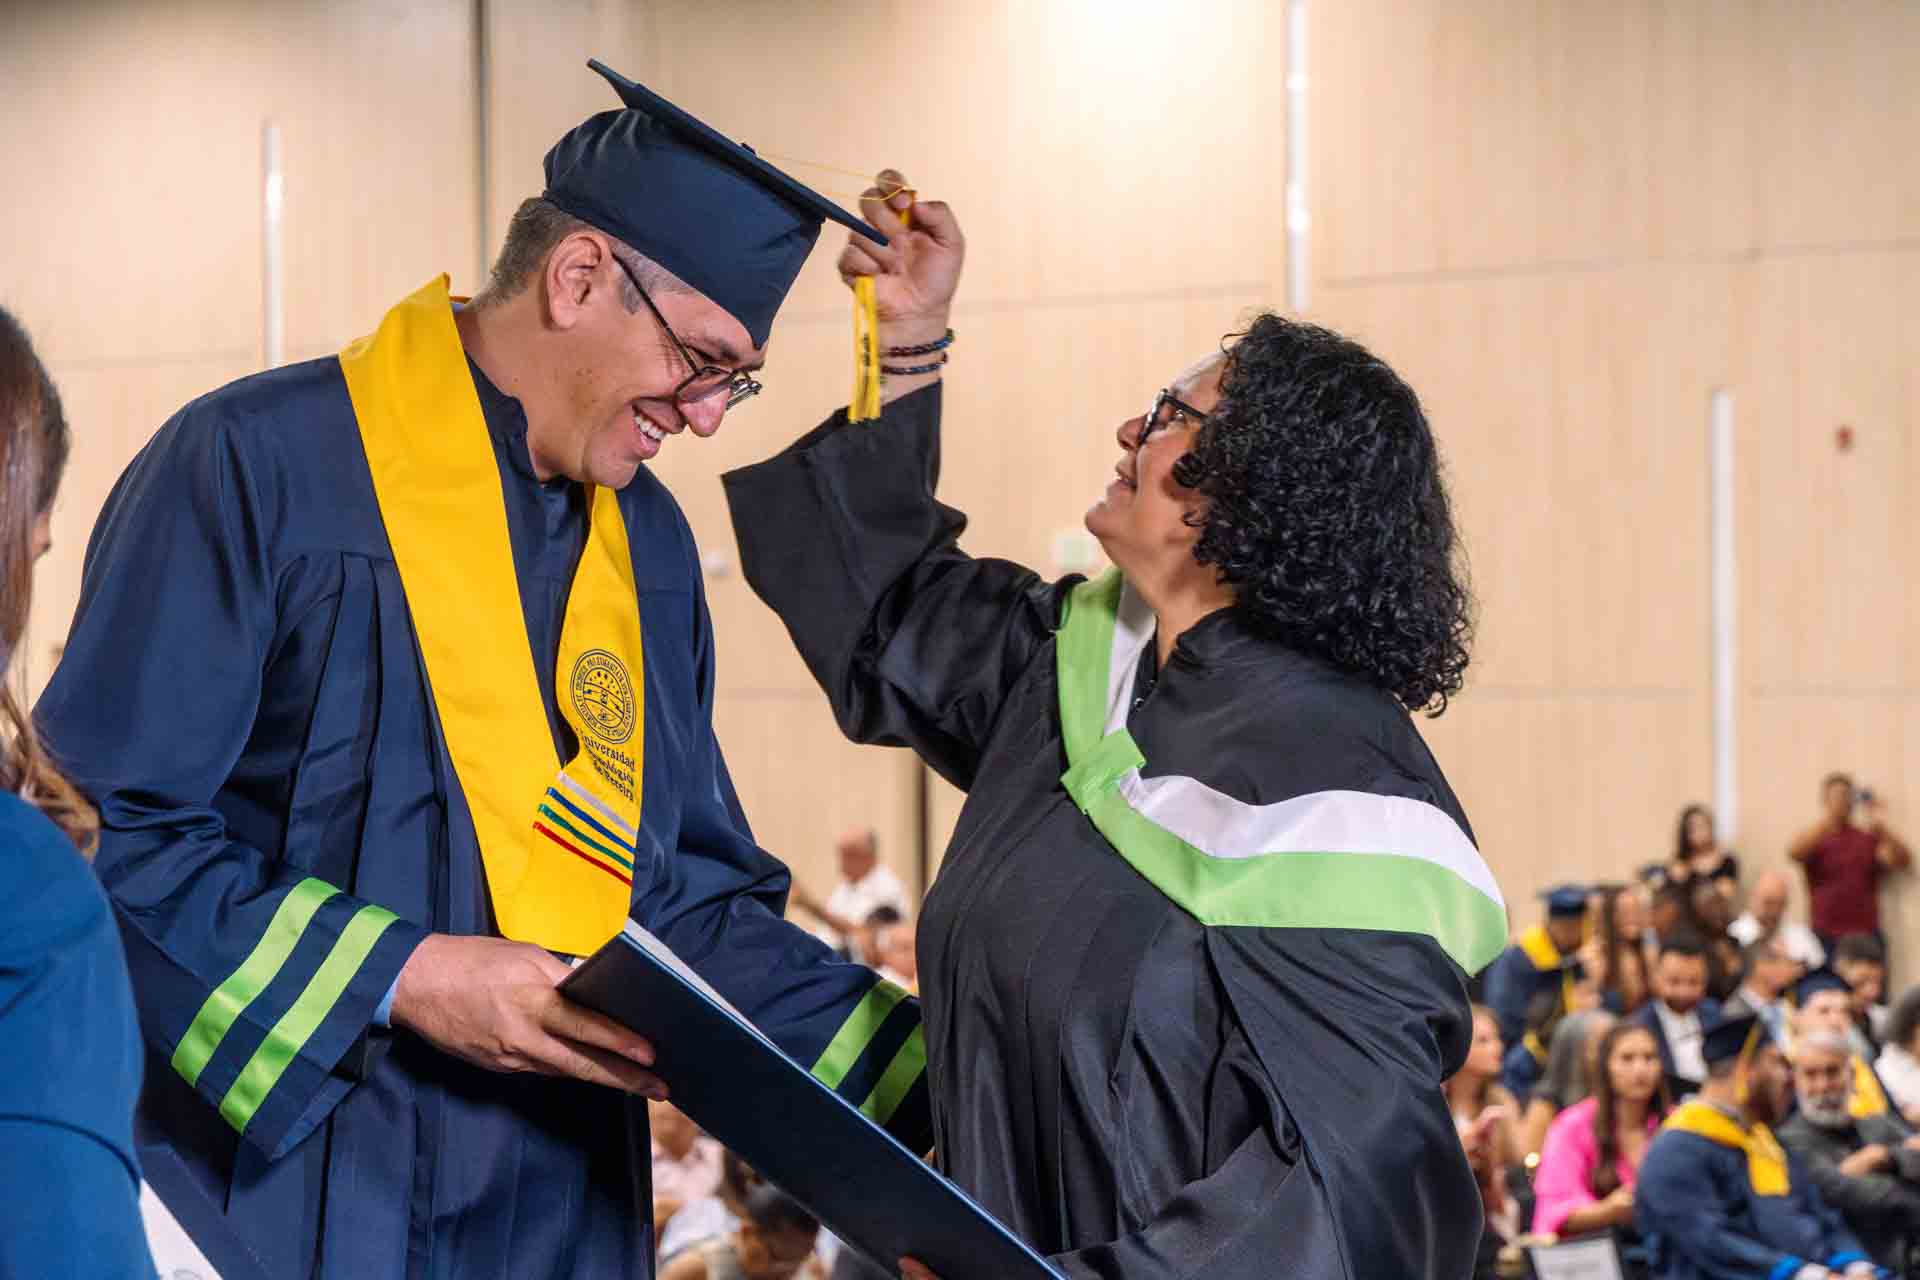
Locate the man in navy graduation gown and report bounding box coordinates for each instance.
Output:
[1481,884,1588,1048]
[36,63,930,1280]
[1636,1011,1884,1280]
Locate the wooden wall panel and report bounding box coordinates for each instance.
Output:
[709,694,923,905]
[0,2,265,367]
[5,0,479,691]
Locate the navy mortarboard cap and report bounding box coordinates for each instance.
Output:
[1702,1010,1764,1065]
[541,60,888,348]
[1795,969,1853,1004]
[1541,885,1588,918]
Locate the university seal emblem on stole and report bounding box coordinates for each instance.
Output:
[571,649,636,745]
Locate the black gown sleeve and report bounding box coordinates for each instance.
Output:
[722,386,1073,790]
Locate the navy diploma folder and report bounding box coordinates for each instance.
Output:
[560,922,1064,1280]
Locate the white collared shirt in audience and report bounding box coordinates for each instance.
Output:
[1875,1042,1920,1115]
[1654,1000,1707,1084]
[807,863,909,952]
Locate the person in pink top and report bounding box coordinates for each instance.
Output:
[1532,1021,1670,1240]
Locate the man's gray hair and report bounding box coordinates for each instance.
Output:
[475,197,688,310]
[1793,1029,1853,1063]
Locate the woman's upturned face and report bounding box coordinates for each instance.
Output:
[1085,355,1225,571]
[1686,810,1715,852]
[1607,1028,1662,1105]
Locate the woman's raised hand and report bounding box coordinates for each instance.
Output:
[836,169,966,337]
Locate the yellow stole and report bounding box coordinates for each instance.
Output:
[1662,1100,1791,1195]
[1850,1055,1890,1118]
[340,276,643,956]
[1519,923,1577,1013]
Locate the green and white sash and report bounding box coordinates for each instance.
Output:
[1056,569,1508,972]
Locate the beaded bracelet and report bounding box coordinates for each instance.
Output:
[880,358,947,377]
[882,328,955,358]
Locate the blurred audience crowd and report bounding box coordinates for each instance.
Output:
[1460,777,1918,1279]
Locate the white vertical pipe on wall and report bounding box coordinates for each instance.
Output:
[1710,389,1738,841]
[1284,0,1310,315]
[262,121,285,370]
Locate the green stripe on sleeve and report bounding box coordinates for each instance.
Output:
[217,903,399,1135]
[858,1025,926,1126]
[811,981,909,1091]
[171,877,339,1087]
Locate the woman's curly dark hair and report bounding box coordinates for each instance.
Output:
[1172,313,1473,715]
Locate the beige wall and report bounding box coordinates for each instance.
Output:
[4,0,1917,964]
[1311,0,1920,964]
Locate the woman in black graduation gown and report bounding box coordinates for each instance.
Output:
[723,181,1508,1279]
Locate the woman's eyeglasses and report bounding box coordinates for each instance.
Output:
[1140,388,1210,445]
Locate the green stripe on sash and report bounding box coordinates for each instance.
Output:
[536,803,636,870]
[1054,569,1510,974]
[859,1025,926,1127]
[217,903,399,1135]
[1084,781,1509,969]
[1056,568,1122,761]
[811,981,909,1090]
[171,877,339,1086]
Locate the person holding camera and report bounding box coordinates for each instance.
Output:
[1791,775,1911,961]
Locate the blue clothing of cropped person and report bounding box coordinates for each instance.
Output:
[0,791,155,1279]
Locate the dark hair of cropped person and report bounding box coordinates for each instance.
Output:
[0,307,97,854]
[1673,803,1712,859]
[1172,313,1473,715]
[1658,931,1708,962]
[1885,986,1920,1056]
[1587,1020,1668,1198]
[740,1181,817,1237]
[1595,886,1648,1014]
[1833,932,1886,968]
[475,196,687,310]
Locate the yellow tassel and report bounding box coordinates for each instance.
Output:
[848,201,913,424]
[849,276,883,423]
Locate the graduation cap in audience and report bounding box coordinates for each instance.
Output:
[1794,969,1853,1005]
[1702,1010,1766,1066]
[1540,885,1588,918]
[540,59,888,348]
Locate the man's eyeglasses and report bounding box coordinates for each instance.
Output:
[612,254,762,410]
[1140,388,1210,445]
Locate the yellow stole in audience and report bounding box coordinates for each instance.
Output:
[1518,923,1578,1016]
[340,276,642,956]
[1850,1055,1890,1118]
[1662,1100,1790,1195]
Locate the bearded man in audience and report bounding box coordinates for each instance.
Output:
[1800,972,1899,1122]
[1777,1031,1920,1275]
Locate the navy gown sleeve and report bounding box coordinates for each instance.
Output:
[1634,1135,1809,1280]
[721,385,1071,791]
[637,496,933,1154]
[0,796,155,1279]
[1478,945,1536,1047]
[35,404,429,1162]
